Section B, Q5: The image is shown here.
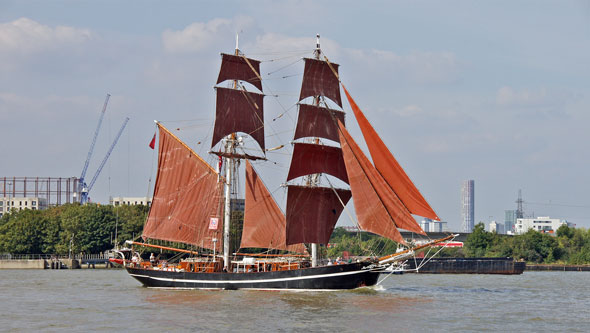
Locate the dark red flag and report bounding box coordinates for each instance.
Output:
[149,133,156,149]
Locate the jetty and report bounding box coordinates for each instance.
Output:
[0,253,115,269]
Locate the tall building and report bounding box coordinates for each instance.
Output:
[504,210,517,235]
[461,180,475,232]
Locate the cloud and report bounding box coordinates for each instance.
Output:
[395,104,423,117]
[0,17,91,54]
[162,17,255,53]
[495,86,579,111]
[347,49,459,84]
[496,86,552,107]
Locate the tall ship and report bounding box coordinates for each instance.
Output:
[116,36,454,290]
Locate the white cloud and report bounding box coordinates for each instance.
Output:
[347,49,459,84]
[396,104,423,117]
[496,86,551,107]
[162,17,255,53]
[0,17,91,54]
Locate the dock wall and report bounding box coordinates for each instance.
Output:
[0,259,46,269]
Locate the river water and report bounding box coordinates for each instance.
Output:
[0,269,588,332]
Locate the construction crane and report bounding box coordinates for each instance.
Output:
[78,94,129,204]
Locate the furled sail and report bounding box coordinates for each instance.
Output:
[300,58,342,107]
[338,120,425,242]
[142,123,223,250]
[285,185,351,245]
[216,53,262,91]
[211,87,265,151]
[342,86,440,221]
[240,161,305,253]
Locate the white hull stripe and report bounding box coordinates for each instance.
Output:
[130,268,375,285]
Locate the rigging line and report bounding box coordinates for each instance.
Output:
[525,201,590,209]
[247,50,312,58]
[266,57,303,76]
[264,73,303,81]
[231,70,291,158]
[272,102,298,122]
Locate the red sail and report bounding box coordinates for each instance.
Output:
[217,53,262,91]
[293,104,345,142]
[240,161,305,253]
[142,124,223,250]
[286,143,349,184]
[285,185,351,245]
[342,86,440,221]
[338,121,425,241]
[300,58,342,107]
[212,87,265,151]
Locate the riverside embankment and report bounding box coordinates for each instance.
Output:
[0,254,114,269]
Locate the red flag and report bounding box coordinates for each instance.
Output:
[148,133,156,149]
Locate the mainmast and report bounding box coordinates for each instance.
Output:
[285,34,351,266]
[309,34,322,267]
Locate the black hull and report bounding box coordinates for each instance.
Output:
[126,262,380,290]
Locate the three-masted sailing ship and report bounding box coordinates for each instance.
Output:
[118,36,453,290]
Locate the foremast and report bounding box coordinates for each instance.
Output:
[212,37,265,270]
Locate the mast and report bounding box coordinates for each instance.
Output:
[222,136,233,270]
[211,35,265,271]
[284,34,351,265]
[222,40,239,271]
[310,34,321,267]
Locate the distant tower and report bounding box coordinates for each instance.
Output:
[461,180,475,232]
[516,189,524,218]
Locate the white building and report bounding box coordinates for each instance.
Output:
[488,221,504,234]
[420,218,448,233]
[0,197,48,217]
[110,196,152,206]
[514,216,572,235]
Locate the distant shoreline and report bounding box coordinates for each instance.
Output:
[525,264,590,271]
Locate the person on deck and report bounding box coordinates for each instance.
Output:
[150,253,155,266]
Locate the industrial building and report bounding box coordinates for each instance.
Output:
[514,216,573,235]
[461,180,475,232]
[0,197,48,217]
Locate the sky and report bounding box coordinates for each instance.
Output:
[1,0,590,231]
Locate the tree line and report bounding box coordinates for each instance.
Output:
[0,203,147,255]
[459,222,590,264]
[2,204,589,264]
[328,223,590,264]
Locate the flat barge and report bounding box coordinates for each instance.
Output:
[404,257,525,274]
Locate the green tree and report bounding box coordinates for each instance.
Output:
[464,223,493,257]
